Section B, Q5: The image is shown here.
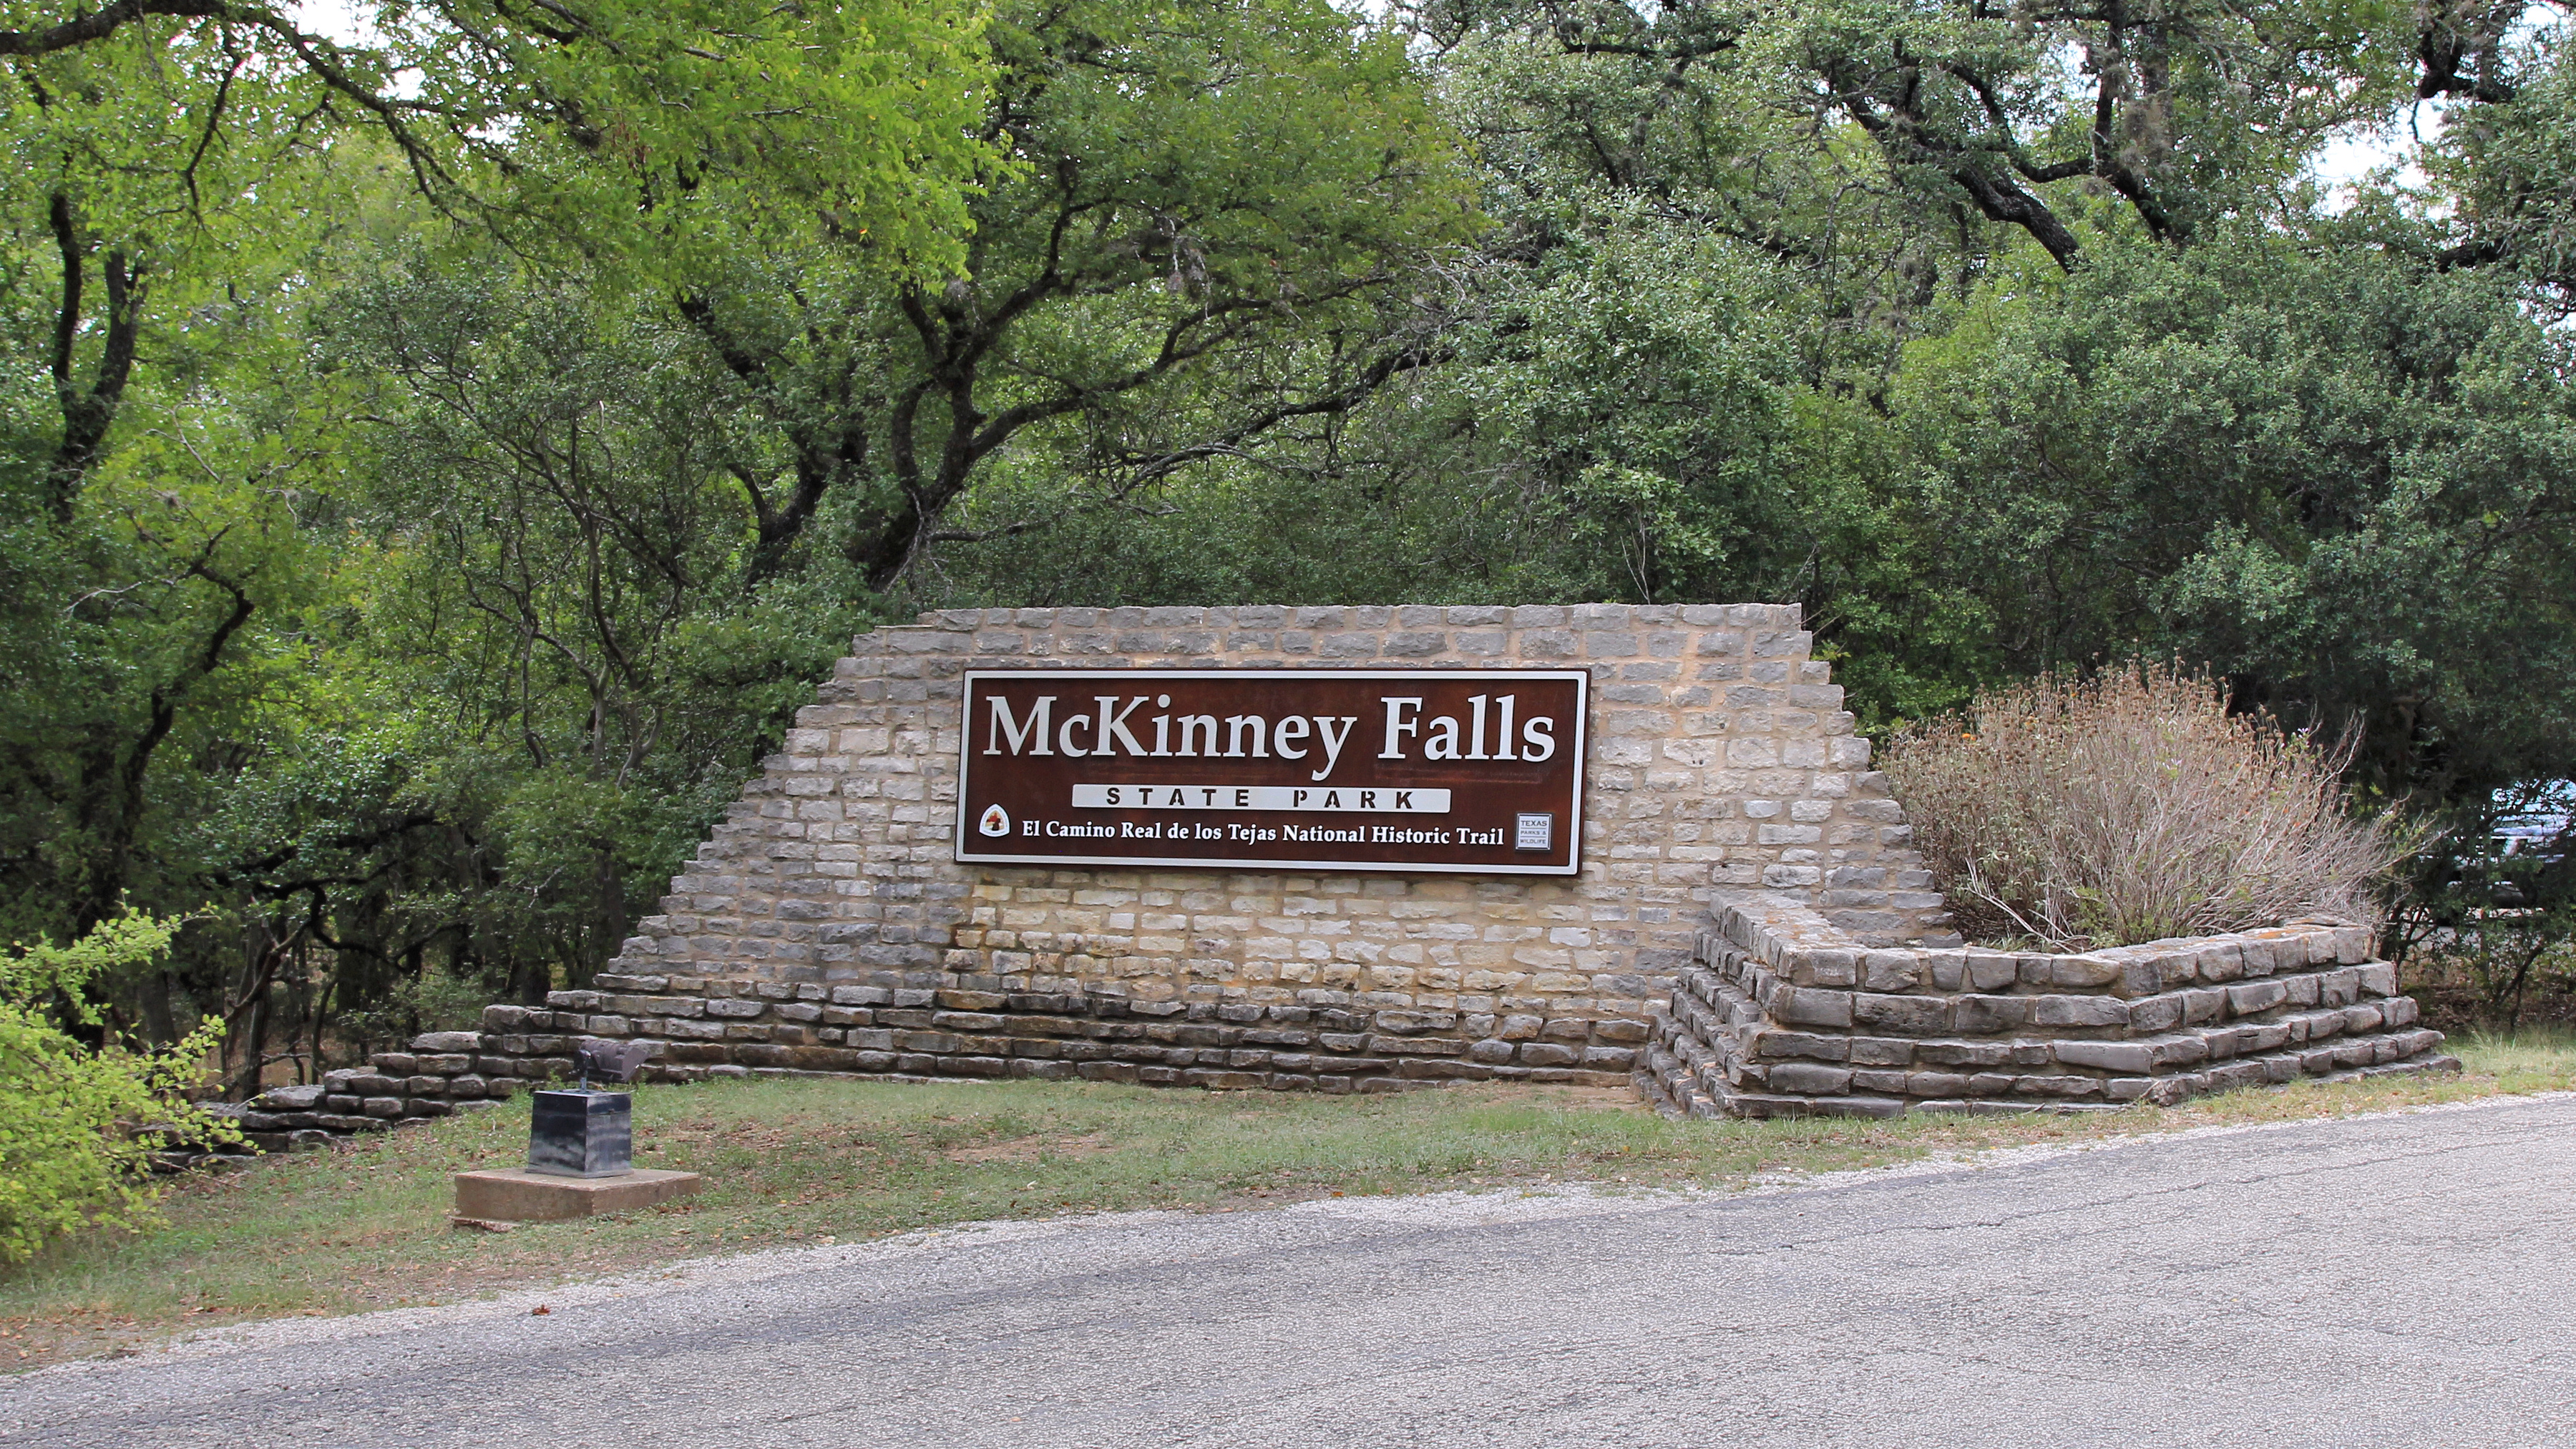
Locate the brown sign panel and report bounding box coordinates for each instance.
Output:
[955,669,1589,875]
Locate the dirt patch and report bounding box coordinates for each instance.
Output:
[946,1131,1115,1164]
[1538,1085,1655,1113]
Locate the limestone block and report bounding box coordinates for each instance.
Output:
[453,1168,701,1223]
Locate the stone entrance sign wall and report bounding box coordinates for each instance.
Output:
[401,604,1950,1102]
[247,603,2447,1143]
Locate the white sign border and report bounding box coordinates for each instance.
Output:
[952,668,1590,877]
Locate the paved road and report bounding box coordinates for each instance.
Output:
[8,1096,2576,1448]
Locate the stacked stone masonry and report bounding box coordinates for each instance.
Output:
[1637,892,2457,1119]
[215,1035,520,1153]
[341,604,1935,1100]
[238,602,2441,1133]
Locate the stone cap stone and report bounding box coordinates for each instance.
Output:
[900,604,1807,635]
[1707,890,2379,1002]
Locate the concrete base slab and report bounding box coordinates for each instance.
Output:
[452,1167,701,1222]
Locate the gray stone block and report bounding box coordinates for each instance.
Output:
[1853,993,1949,1035]
[2055,1040,2152,1073]
[2049,955,2122,990]
[1953,995,2029,1034]
[1861,952,1921,992]
[2128,994,2185,1034]
[1755,1030,1850,1061]
[1963,952,2019,992]
[1775,988,1853,1029]
[2227,980,2288,1016]
[1768,1063,1855,1094]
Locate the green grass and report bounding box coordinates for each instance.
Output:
[6,1035,2573,1370]
[2444,1026,2576,1079]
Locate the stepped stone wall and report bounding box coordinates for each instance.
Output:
[227,603,2459,1137]
[1637,893,2457,1118]
[586,603,1944,1086]
[210,1041,517,1155]
[257,605,1956,1118]
[497,605,1943,1093]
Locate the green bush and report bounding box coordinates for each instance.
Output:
[0,914,238,1264]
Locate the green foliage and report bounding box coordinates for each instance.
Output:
[1892,229,2576,803]
[2389,782,2576,1029]
[662,0,1477,590]
[0,912,234,1264]
[0,0,1006,1054]
[376,0,1002,275]
[2427,25,2576,301]
[0,0,2567,1126]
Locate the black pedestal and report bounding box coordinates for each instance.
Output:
[528,1089,633,1178]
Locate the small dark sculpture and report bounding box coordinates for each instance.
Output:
[576,1038,655,1088]
[529,1039,657,1179]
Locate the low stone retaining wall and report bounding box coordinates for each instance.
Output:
[1638,893,2458,1118]
[484,972,1644,1091]
[289,978,1644,1123]
[232,962,1652,1148]
[250,894,2457,1146]
[212,1038,524,1153]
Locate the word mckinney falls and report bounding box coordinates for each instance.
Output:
[980,691,1565,780]
[959,670,1589,874]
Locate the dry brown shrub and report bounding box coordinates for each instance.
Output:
[1882,663,2407,949]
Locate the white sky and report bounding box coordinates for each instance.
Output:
[293,0,377,46]
[2311,110,2437,205]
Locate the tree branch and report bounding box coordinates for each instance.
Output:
[0,0,230,56]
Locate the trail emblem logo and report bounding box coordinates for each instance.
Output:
[977,804,1011,837]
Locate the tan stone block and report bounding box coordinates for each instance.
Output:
[452,1169,701,1223]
